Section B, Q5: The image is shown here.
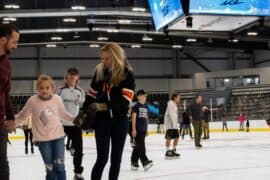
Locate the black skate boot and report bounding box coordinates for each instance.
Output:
[165,150,174,160]
[143,160,153,171]
[172,149,180,159]
[131,162,139,171]
[74,173,84,180]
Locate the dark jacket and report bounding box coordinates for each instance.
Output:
[0,55,14,125]
[182,112,191,125]
[188,102,202,121]
[86,68,135,118]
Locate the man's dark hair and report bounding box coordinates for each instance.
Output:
[195,94,201,100]
[0,24,19,38]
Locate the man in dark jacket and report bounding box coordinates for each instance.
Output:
[0,24,20,180]
[188,95,203,148]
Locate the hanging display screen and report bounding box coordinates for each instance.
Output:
[190,0,270,16]
[148,0,184,31]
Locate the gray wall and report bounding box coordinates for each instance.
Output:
[10,78,193,95]
[8,46,270,94]
[10,47,174,78]
[194,66,270,89]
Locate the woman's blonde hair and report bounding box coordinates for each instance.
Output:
[95,42,132,86]
[36,74,55,90]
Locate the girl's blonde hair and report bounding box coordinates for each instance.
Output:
[36,74,55,90]
[95,42,132,86]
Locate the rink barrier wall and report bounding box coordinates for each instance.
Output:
[8,120,270,140]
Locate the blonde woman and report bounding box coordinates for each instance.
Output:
[83,42,135,180]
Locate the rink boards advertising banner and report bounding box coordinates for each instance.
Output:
[148,0,184,31]
[190,0,270,16]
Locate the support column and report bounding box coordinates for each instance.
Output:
[249,50,255,68]
[229,52,236,70]
[37,46,42,76]
[172,49,179,78]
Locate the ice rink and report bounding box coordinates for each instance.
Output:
[8,131,270,180]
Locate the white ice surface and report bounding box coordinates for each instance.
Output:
[9,132,270,180]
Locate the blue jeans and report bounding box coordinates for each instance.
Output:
[36,137,66,180]
[0,126,9,180]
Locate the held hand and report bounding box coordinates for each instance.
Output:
[132,129,137,138]
[73,110,85,127]
[4,120,16,133]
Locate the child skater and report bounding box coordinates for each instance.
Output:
[15,74,76,180]
[239,113,245,131]
[131,90,153,171]
[221,114,228,132]
[20,115,34,154]
[246,116,250,132]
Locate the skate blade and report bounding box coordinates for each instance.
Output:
[165,156,179,160]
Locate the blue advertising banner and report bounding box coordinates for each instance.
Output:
[190,0,270,16]
[148,0,184,30]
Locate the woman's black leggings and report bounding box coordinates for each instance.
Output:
[91,114,128,180]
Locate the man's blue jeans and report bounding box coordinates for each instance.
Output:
[0,126,9,180]
[36,137,66,180]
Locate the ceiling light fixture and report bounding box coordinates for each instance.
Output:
[3,17,16,21]
[107,29,119,33]
[73,34,80,39]
[186,38,197,42]
[63,18,77,23]
[142,34,152,41]
[97,36,109,41]
[228,33,238,43]
[228,39,238,43]
[118,19,132,24]
[172,45,183,48]
[89,44,100,48]
[132,7,146,12]
[51,36,62,41]
[56,28,70,32]
[247,31,258,36]
[46,44,57,48]
[131,44,141,48]
[71,5,86,10]
[4,4,20,9]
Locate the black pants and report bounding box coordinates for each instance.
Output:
[0,126,9,180]
[63,126,83,174]
[131,132,149,165]
[23,129,33,149]
[180,124,193,138]
[91,114,128,180]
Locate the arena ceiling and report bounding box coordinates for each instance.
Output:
[0,0,270,50]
